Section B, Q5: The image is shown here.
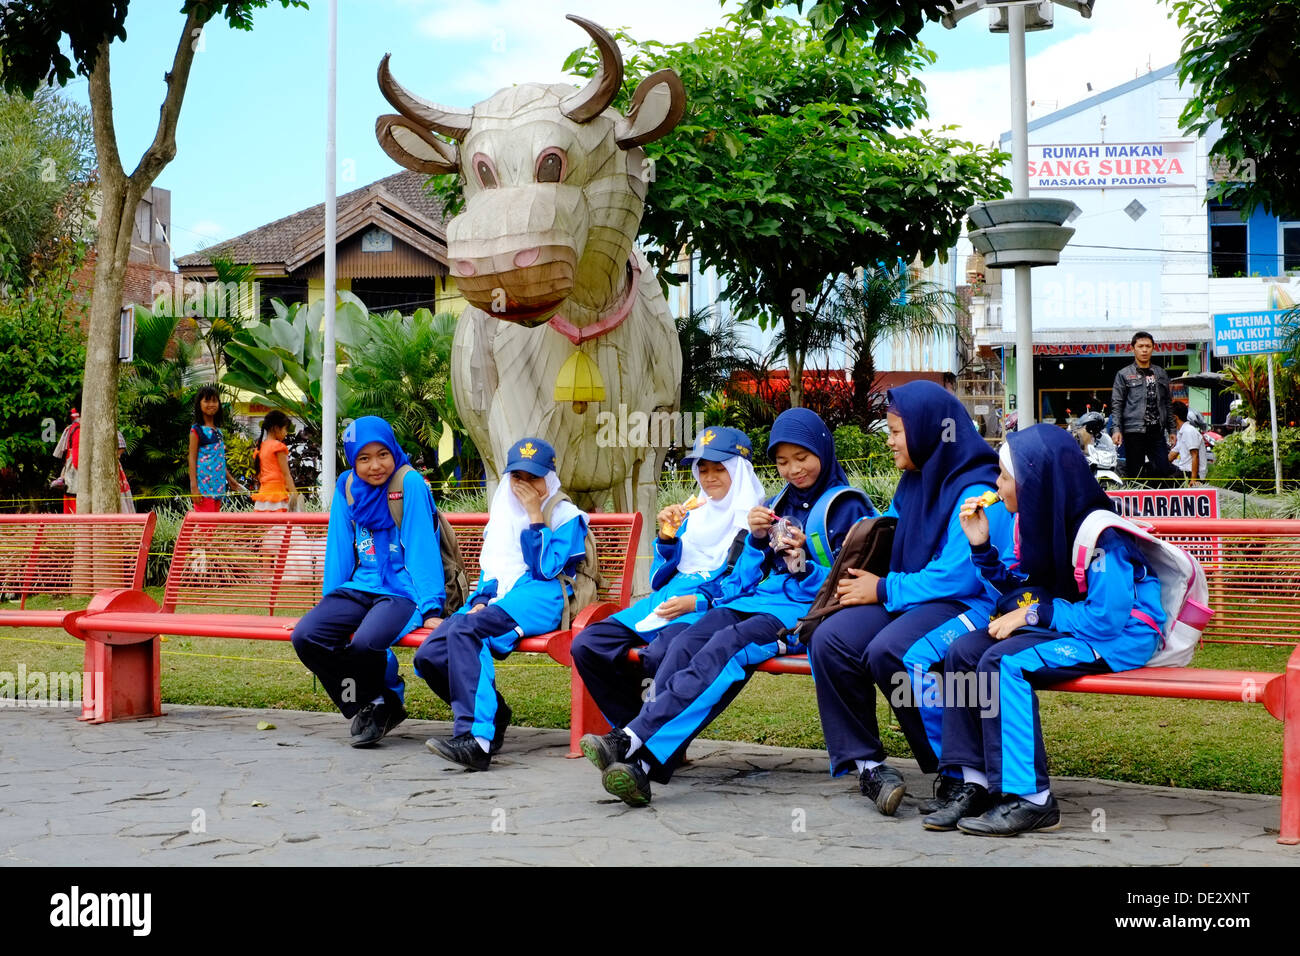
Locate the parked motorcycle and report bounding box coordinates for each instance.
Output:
[1072,411,1124,489]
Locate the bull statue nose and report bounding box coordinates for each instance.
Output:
[455,260,477,277]
[513,247,541,268]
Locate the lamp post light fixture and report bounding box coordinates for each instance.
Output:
[944,0,1096,428]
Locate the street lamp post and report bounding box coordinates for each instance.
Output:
[943,1,1096,427]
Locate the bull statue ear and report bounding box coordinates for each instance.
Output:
[615,69,686,149]
[375,114,460,175]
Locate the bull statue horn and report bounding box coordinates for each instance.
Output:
[378,54,472,142]
[560,14,624,123]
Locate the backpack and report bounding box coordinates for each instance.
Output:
[783,515,898,644]
[541,492,605,631]
[344,464,469,614]
[1070,510,1214,667]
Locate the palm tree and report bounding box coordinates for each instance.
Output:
[830,264,966,423]
[341,308,463,474]
[768,263,965,424]
[675,305,759,412]
[1222,355,1272,424]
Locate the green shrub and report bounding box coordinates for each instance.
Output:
[1207,428,1300,489]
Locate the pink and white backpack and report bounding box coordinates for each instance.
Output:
[1071,511,1214,668]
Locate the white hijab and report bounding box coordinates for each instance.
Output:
[479,470,583,600]
[676,456,766,574]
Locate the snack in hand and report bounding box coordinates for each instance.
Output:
[961,489,1001,517]
[659,494,705,538]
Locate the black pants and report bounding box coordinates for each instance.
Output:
[570,619,686,729]
[291,588,415,718]
[1122,427,1174,481]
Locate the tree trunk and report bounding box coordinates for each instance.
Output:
[76,12,204,512]
[851,347,876,423]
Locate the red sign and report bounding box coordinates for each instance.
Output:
[1033,342,1188,356]
[1106,488,1217,520]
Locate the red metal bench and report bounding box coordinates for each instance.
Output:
[66,509,640,728]
[572,517,1300,845]
[0,513,156,635]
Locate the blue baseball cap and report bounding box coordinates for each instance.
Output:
[683,426,753,465]
[504,437,556,477]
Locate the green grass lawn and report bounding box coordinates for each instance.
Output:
[1,593,1289,795]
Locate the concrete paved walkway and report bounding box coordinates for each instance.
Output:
[1,705,1294,866]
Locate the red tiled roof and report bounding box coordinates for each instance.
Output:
[174,170,450,270]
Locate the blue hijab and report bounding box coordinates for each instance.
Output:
[1006,424,1114,599]
[887,380,1000,574]
[341,416,412,531]
[766,407,848,516]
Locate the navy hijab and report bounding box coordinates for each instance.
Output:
[766,408,848,516]
[887,380,1000,573]
[1006,424,1114,600]
[341,416,412,531]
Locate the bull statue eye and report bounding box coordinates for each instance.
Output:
[536,149,566,183]
[472,153,498,189]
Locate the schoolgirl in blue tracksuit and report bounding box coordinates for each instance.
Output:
[291,417,446,747]
[571,427,766,730]
[929,424,1166,835]
[808,381,1014,815]
[416,437,588,771]
[579,408,875,806]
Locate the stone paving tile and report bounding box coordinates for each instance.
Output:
[2,704,1298,866]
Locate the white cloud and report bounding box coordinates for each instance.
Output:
[411,0,742,97]
[920,2,1187,147]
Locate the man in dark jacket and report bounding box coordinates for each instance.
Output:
[1111,331,1176,481]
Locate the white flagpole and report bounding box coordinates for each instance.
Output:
[321,0,339,507]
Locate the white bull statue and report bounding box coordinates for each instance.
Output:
[376,15,686,593]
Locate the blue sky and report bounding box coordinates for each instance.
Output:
[57,0,1184,261]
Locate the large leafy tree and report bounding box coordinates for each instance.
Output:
[674,306,759,414]
[0,0,306,513]
[1166,0,1300,219]
[0,85,95,285]
[565,14,1006,406]
[737,0,958,55]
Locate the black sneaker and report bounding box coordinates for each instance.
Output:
[601,761,651,807]
[350,702,406,748]
[490,699,513,755]
[579,728,632,771]
[426,732,491,771]
[858,763,906,816]
[917,774,962,814]
[957,793,1061,837]
[349,703,375,739]
[922,782,992,831]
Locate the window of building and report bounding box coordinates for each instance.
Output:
[1209,206,1247,277]
[1283,222,1300,273]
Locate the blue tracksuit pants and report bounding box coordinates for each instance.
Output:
[808,600,978,777]
[412,605,522,739]
[940,627,1112,795]
[290,588,415,718]
[627,607,786,784]
[570,618,687,730]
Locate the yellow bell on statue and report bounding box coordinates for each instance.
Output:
[553,350,606,414]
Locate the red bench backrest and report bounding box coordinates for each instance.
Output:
[0,514,156,608]
[163,510,641,616]
[1148,518,1300,646]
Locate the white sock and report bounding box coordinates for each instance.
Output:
[1021,789,1051,806]
[624,728,643,753]
[962,767,989,788]
[638,759,650,774]
[855,759,882,774]
[474,736,491,753]
[370,695,385,705]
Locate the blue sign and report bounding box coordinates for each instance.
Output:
[1212,309,1287,356]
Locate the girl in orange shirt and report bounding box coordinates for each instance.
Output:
[251,411,299,511]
